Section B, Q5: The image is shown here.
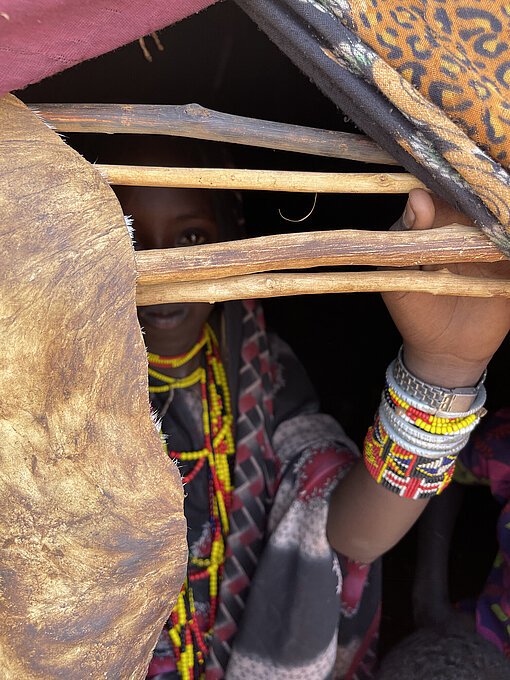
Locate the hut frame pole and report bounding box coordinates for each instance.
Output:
[96,165,422,193]
[27,103,510,299]
[135,225,506,286]
[30,103,398,165]
[136,270,510,305]
[134,226,509,301]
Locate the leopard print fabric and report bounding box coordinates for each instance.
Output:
[313,0,510,244]
[324,1,510,166]
[315,0,510,248]
[240,0,510,252]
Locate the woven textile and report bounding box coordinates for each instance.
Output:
[208,301,276,676]
[148,300,381,680]
[339,2,510,169]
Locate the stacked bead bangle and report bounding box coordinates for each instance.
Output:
[379,405,471,458]
[364,415,458,499]
[381,398,479,444]
[363,348,487,499]
[383,385,479,433]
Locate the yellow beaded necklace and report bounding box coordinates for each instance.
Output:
[148,324,235,680]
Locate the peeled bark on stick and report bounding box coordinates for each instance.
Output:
[0,94,187,680]
[134,225,506,286]
[30,102,398,165]
[136,269,510,305]
[96,164,422,192]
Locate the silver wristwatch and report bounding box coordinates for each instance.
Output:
[393,347,486,415]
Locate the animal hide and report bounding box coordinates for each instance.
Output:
[0,94,187,679]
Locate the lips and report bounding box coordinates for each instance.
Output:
[138,304,189,330]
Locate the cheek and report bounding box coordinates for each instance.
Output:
[187,302,214,329]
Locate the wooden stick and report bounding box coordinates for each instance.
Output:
[30,103,398,166]
[136,270,510,305]
[96,164,423,193]
[135,225,506,286]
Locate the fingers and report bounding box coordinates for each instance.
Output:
[411,188,475,230]
[405,188,435,231]
[388,190,457,275]
[391,189,474,234]
[389,188,434,232]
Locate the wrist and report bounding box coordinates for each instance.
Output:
[362,348,488,501]
[402,346,487,388]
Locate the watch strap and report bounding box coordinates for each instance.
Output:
[393,347,486,414]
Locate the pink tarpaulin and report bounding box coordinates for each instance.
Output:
[0,0,218,96]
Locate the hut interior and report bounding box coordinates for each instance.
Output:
[16,0,508,653]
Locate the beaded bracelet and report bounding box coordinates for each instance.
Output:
[378,406,470,457]
[383,383,481,434]
[363,354,487,500]
[380,399,480,448]
[364,416,457,499]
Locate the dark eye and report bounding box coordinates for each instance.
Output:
[176,229,209,247]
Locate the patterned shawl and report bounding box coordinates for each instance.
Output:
[149,300,381,680]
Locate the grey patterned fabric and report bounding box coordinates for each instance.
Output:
[148,300,381,680]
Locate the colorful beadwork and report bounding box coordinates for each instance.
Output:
[148,329,207,368]
[364,415,457,500]
[148,324,235,680]
[384,383,479,434]
[364,356,487,499]
[386,359,486,419]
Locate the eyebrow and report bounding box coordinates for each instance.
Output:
[174,212,216,223]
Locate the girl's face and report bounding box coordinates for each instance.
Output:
[117,185,218,357]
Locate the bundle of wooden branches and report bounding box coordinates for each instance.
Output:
[32,103,510,300]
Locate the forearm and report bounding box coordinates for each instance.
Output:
[330,188,510,564]
[327,459,428,563]
[327,347,487,563]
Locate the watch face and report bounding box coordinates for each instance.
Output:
[440,392,476,413]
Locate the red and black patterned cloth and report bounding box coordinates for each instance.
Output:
[148,300,381,679]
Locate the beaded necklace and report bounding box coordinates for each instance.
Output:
[148,324,235,680]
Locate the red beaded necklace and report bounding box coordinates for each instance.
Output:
[148,324,235,680]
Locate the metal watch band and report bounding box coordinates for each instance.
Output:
[393,347,486,414]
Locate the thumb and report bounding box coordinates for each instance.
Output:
[384,189,437,275]
[399,188,437,232]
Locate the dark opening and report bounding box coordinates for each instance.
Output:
[17,0,508,655]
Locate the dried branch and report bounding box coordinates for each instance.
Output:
[135,225,505,286]
[30,103,398,165]
[136,270,510,305]
[96,164,422,192]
